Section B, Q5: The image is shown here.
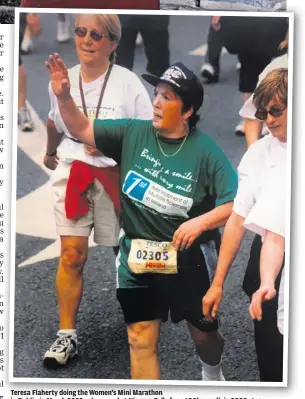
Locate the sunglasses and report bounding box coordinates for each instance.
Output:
[74,27,109,42]
[255,106,286,121]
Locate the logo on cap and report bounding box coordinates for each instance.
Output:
[161,66,187,88]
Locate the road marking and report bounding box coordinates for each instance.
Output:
[16,104,97,268]
[188,43,228,56]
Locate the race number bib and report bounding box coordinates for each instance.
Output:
[128,239,177,274]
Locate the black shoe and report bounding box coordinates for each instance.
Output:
[201,63,219,84]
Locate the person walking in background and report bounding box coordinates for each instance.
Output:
[21,13,71,55]
[18,13,41,131]
[201,16,287,136]
[42,14,152,369]
[116,15,170,76]
[200,17,224,84]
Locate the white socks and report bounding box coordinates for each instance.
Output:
[21,33,33,53]
[200,358,225,381]
[58,329,77,338]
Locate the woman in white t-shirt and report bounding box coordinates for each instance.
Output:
[43,13,152,369]
[202,68,288,381]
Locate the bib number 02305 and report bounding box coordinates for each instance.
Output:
[128,239,177,274]
[136,249,169,261]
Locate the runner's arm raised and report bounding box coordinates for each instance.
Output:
[45,53,95,147]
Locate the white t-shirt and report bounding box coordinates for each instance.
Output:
[234,134,287,335]
[243,159,286,237]
[48,64,153,167]
[233,134,286,222]
[239,54,288,120]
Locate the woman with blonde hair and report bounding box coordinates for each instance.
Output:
[43,13,152,368]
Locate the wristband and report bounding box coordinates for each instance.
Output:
[46,150,57,157]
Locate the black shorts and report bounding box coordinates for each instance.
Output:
[243,234,283,297]
[238,53,272,93]
[117,243,219,332]
[243,234,284,382]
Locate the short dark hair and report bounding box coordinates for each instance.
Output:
[180,92,201,130]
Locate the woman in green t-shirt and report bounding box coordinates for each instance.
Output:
[45,53,238,380]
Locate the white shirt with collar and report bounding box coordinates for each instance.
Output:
[234,134,287,335]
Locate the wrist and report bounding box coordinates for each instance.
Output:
[46,150,57,157]
[260,280,275,290]
[211,280,223,289]
[197,215,208,233]
[58,93,72,105]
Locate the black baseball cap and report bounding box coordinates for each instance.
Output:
[142,62,204,113]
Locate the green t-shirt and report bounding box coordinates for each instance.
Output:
[94,119,237,244]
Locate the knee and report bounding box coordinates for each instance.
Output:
[127,322,159,353]
[60,246,87,274]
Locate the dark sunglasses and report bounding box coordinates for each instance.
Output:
[255,106,286,121]
[74,27,109,42]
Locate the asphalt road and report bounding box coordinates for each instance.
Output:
[13,12,262,382]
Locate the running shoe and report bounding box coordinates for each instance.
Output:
[235,119,245,136]
[43,332,78,368]
[200,63,219,84]
[273,2,286,11]
[18,107,34,132]
[21,35,33,54]
[57,19,71,43]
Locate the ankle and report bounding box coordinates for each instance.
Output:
[58,329,77,337]
[200,358,223,381]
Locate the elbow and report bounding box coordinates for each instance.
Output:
[222,201,234,223]
[46,118,56,130]
[225,210,246,233]
[82,121,95,147]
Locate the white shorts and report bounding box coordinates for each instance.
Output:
[52,161,119,246]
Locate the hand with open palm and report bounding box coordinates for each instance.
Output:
[45,53,71,102]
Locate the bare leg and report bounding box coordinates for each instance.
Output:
[57,13,70,43]
[188,322,224,366]
[21,25,33,53]
[57,236,88,329]
[18,64,27,109]
[236,92,253,136]
[127,320,161,379]
[242,92,251,104]
[58,13,66,22]
[244,118,263,148]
